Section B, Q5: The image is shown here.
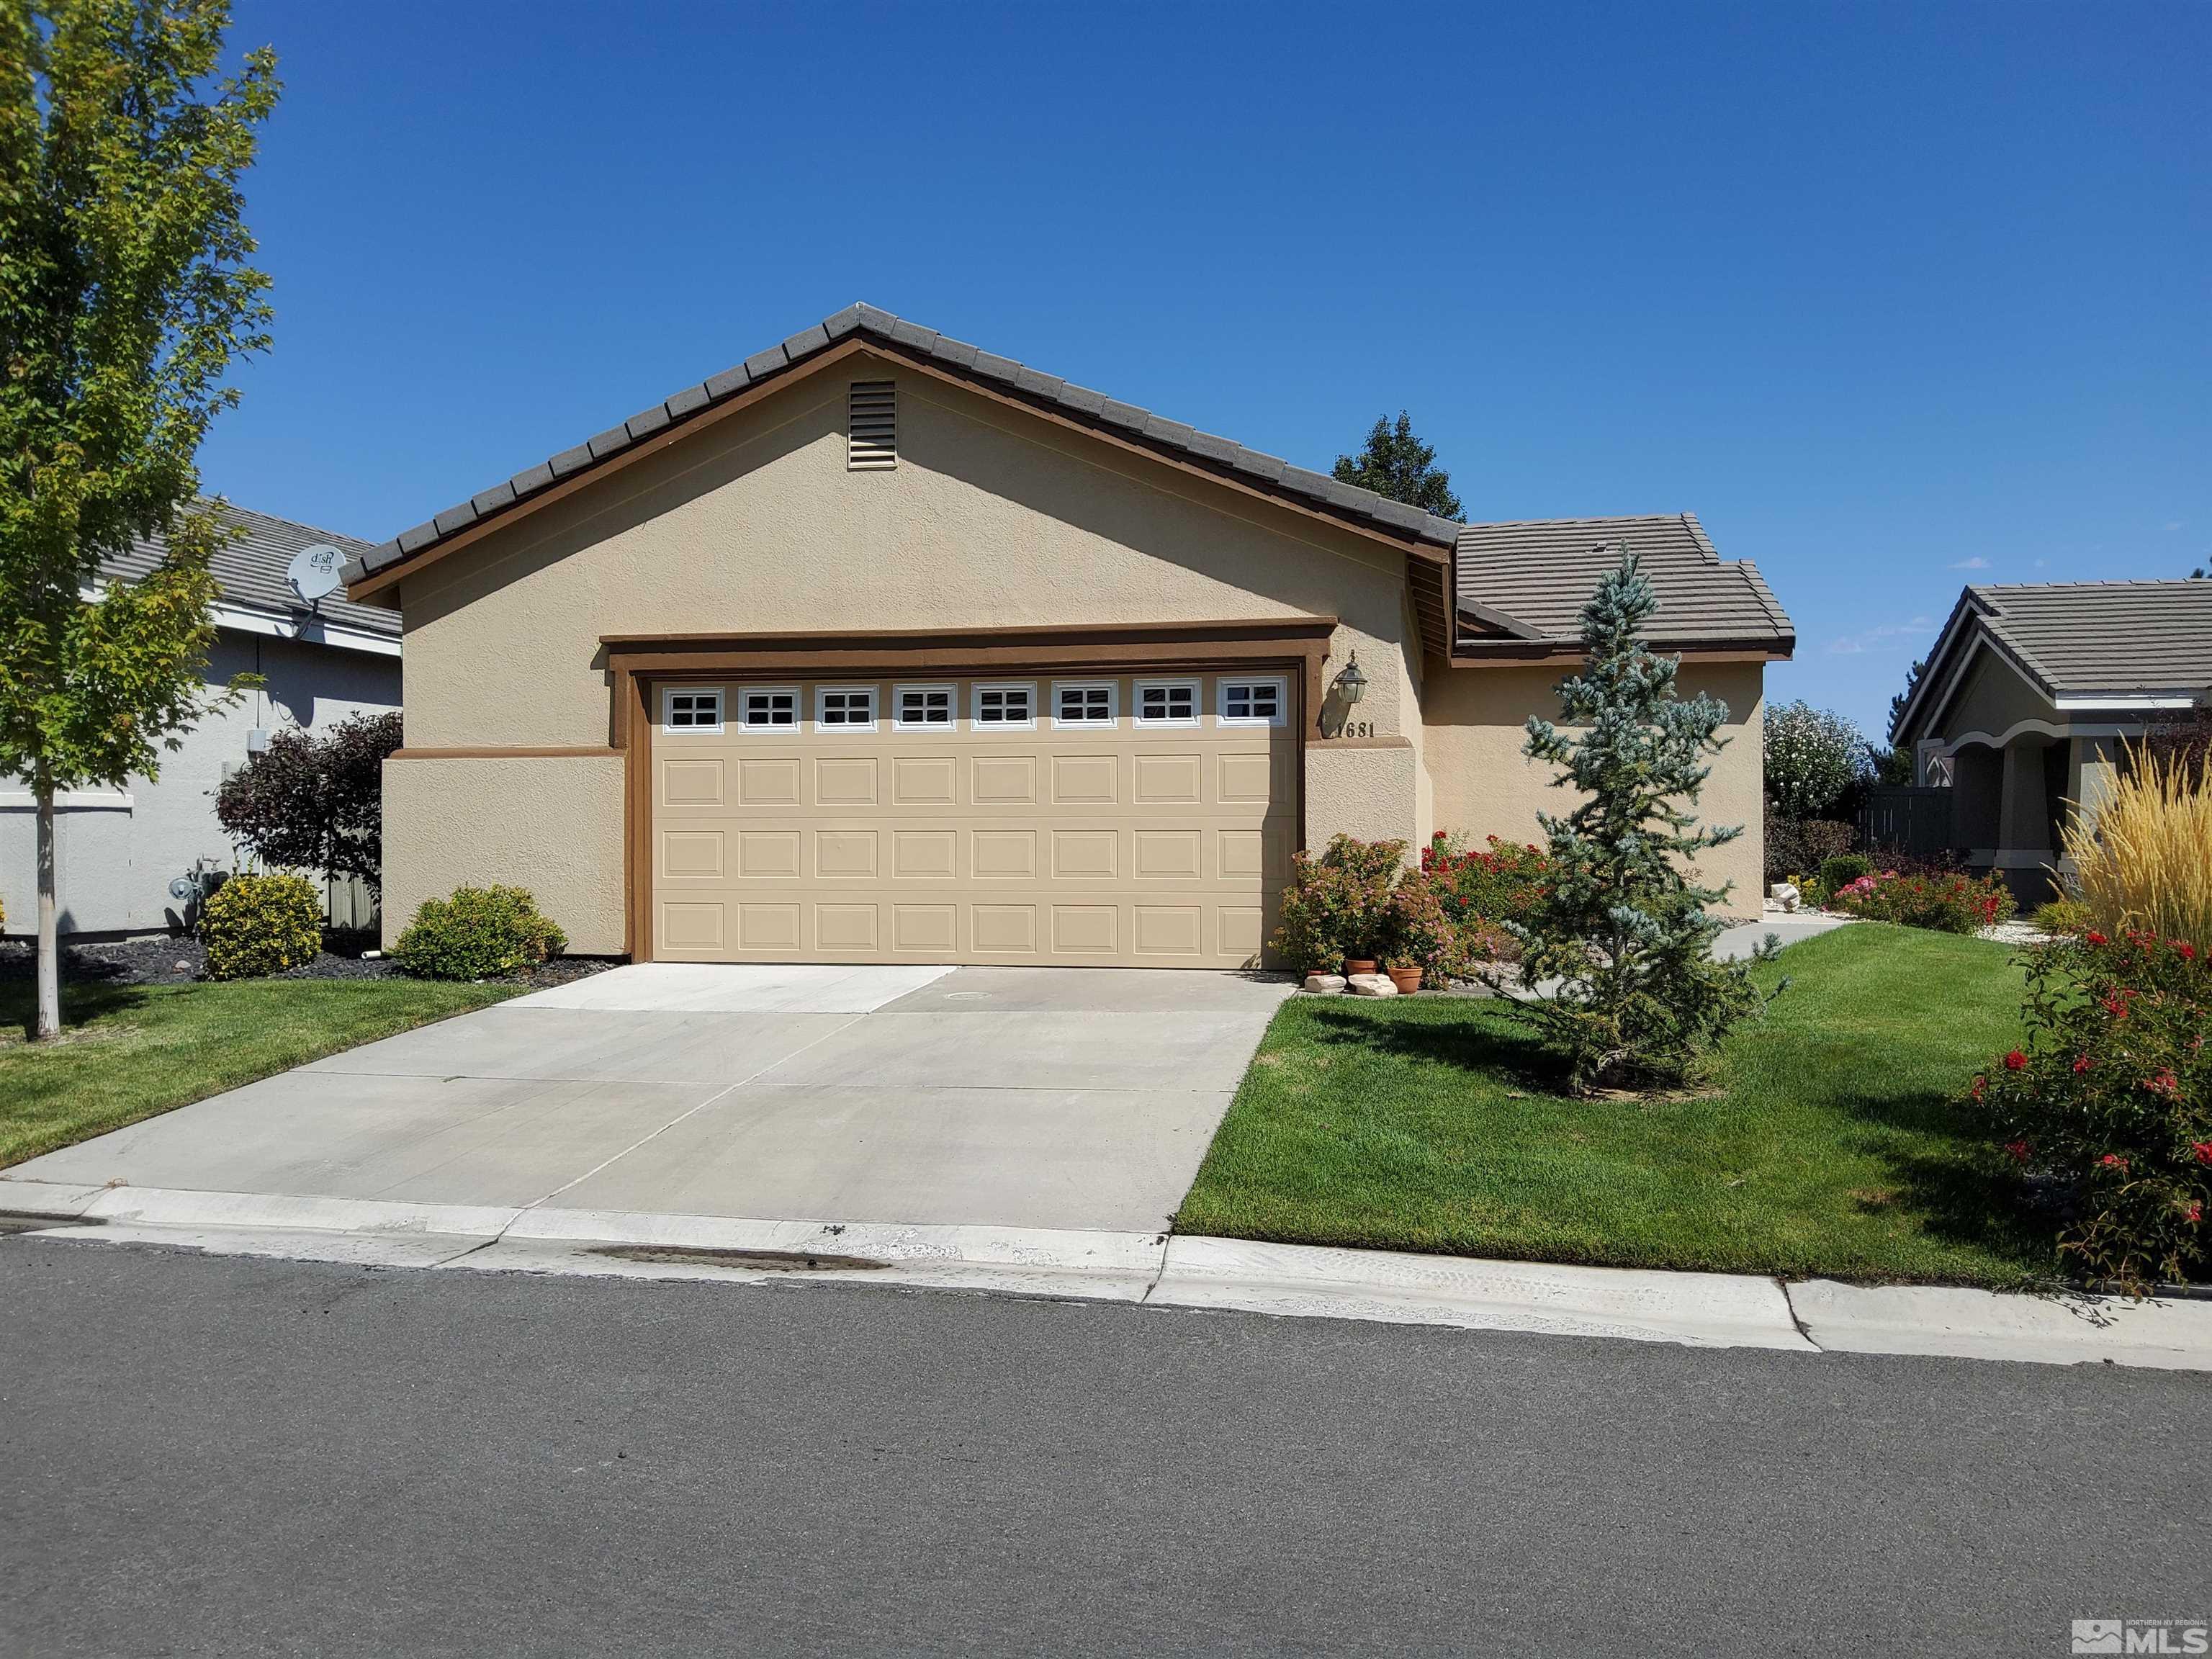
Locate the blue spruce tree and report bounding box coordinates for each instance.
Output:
[1502,550,1766,1089]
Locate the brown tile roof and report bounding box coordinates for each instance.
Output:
[1452,513,1792,655]
[1966,580,2212,697]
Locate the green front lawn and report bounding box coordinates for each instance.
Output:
[1179,926,2053,1287]
[1,977,521,1171]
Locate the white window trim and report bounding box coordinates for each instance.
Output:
[814,684,880,733]
[736,683,803,734]
[661,685,725,734]
[1051,679,1119,729]
[1217,675,1288,729]
[891,682,958,732]
[1132,677,1201,729]
[971,680,1038,731]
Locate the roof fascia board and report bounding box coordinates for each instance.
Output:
[1452,600,1544,641]
[213,602,402,658]
[1446,642,1787,667]
[1887,589,1984,742]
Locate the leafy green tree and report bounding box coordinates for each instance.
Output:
[1762,699,1867,819]
[1498,551,1763,1091]
[1331,411,1463,521]
[0,0,279,1038]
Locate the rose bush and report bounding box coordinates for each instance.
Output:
[1830,868,2017,933]
[1972,930,2209,1289]
[1419,831,1550,962]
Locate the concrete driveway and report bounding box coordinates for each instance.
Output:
[7,964,1292,1233]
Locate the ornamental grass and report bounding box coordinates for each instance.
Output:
[2064,747,2212,954]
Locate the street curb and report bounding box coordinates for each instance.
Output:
[9,1181,2211,1370]
[1153,1236,1815,1351]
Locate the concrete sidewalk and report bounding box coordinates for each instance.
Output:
[6,1180,2206,1372]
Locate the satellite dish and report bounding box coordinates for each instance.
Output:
[287,543,343,608]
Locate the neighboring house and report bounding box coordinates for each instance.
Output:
[1889,579,2212,901]
[344,304,1794,968]
[0,503,400,939]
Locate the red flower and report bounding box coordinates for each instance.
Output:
[2004,1140,2031,1163]
[2072,1054,2092,1074]
[1969,1076,1987,1101]
[2085,930,2108,945]
[2144,1069,2180,1098]
[2098,1153,2131,1172]
[2190,1203,2204,1226]
[2191,1142,2212,1166]
[2003,1050,2027,1071]
[2178,943,2199,961]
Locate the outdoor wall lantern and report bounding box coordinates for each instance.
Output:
[1333,652,1368,705]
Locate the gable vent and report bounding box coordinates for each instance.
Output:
[848,381,897,470]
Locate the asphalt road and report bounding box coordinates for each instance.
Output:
[4,1238,2206,1658]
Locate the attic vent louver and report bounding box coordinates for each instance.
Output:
[848,381,896,470]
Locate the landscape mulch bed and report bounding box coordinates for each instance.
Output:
[0,936,617,990]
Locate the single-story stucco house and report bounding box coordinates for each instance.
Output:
[1889,578,2212,900]
[343,304,1794,968]
[1,503,400,939]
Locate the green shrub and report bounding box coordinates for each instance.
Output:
[1972,930,2209,1290]
[1830,868,2017,933]
[199,871,323,980]
[1817,853,1871,895]
[1272,835,1403,973]
[393,885,567,981]
[2033,896,2092,936]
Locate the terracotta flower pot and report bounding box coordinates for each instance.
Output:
[1387,965,1424,994]
[1344,958,1378,977]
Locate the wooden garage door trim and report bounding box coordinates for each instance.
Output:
[606,619,1333,961]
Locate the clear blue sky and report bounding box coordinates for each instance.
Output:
[207,1,2209,738]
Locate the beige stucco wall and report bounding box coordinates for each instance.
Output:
[383,755,626,953]
[1420,661,1768,918]
[398,354,1415,748]
[383,352,1444,948]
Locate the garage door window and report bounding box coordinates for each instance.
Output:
[817,686,877,731]
[1134,679,1199,728]
[1053,680,1118,727]
[894,685,956,729]
[973,683,1036,729]
[662,688,724,733]
[739,688,800,731]
[1218,677,1286,728]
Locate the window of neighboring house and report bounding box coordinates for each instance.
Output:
[1133,679,1199,728]
[1053,680,1118,727]
[972,683,1036,729]
[663,688,724,732]
[817,686,878,731]
[738,687,800,731]
[1218,676,1287,728]
[894,684,956,729]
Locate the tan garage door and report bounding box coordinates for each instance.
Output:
[649,671,1296,966]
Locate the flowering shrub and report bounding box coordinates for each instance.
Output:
[1972,930,2209,1289]
[1830,868,2017,933]
[1382,871,1470,981]
[1420,831,1550,961]
[1273,836,1404,973]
